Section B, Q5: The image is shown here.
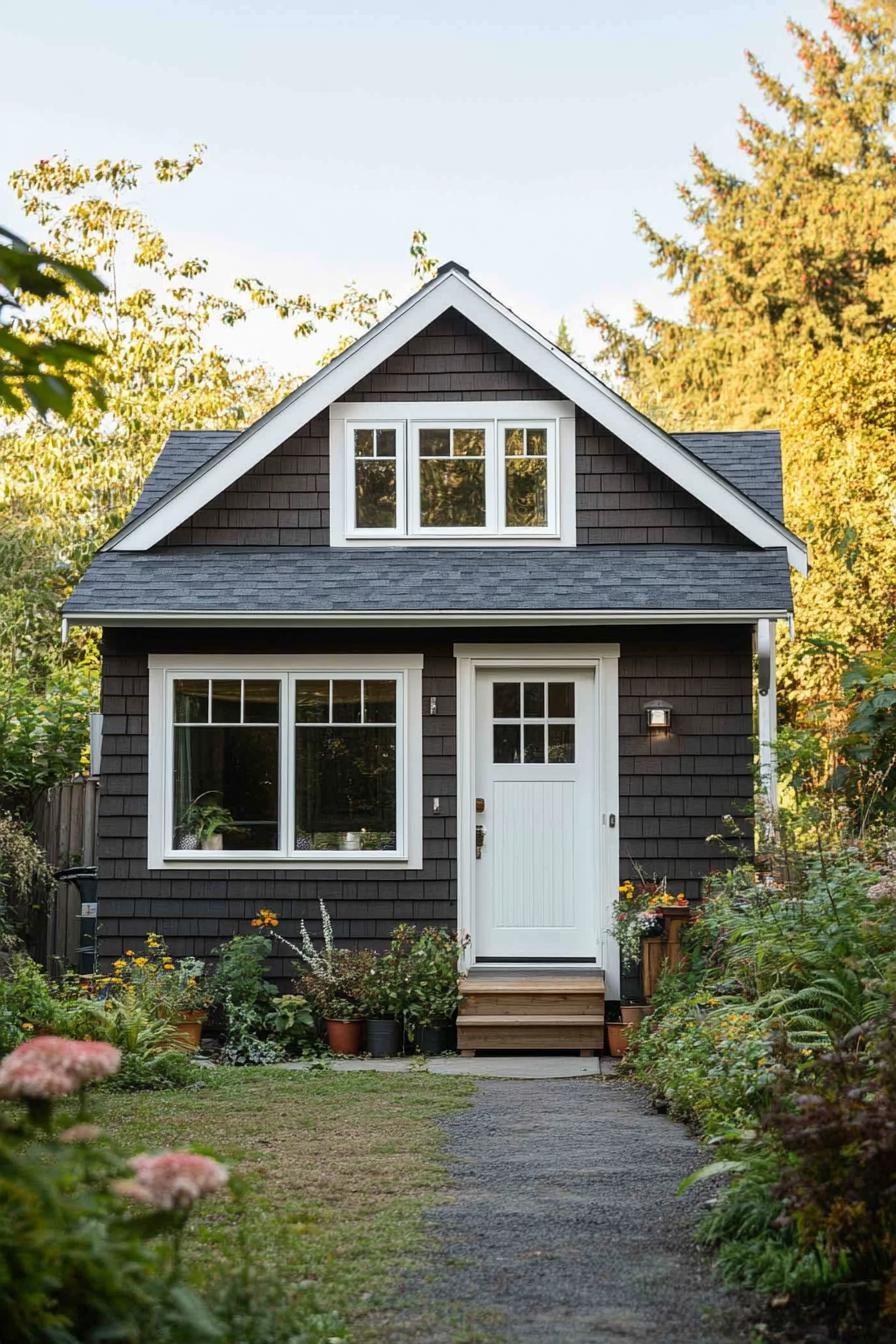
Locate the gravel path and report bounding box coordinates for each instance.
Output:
[369,1076,758,1344]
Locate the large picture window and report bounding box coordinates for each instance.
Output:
[149,657,423,867]
[335,401,572,543]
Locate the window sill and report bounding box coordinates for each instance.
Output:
[153,853,419,872]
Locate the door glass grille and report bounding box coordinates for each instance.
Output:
[492,680,575,763]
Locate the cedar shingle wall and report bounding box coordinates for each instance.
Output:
[96,625,752,982]
[164,310,743,549]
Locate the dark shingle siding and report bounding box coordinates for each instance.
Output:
[65,546,793,616]
[137,312,770,550]
[95,625,752,979]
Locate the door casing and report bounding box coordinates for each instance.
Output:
[454,642,621,998]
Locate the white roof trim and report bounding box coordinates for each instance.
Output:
[64,606,792,631]
[106,267,807,573]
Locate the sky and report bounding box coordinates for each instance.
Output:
[3,0,824,378]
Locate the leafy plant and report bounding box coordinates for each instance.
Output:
[177,792,241,845]
[211,933,277,1016]
[265,995,315,1055]
[218,1000,284,1067]
[404,926,469,1032]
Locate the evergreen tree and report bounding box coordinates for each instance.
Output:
[588,2,896,429]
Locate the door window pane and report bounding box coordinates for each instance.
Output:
[419,426,487,528]
[547,723,575,763]
[294,677,397,852]
[523,723,545,763]
[493,682,520,718]
[548,682,575,718]
[523,682,544,718]
[493,723,521,763]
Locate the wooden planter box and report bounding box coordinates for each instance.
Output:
[641,907,691,1000]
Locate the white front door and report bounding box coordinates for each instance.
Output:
[473,666,598,961]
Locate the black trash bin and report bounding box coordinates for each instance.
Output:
[55,866,98,975]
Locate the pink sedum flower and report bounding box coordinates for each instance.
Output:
[115,1151,229,1210]
[0,1036,121,1101]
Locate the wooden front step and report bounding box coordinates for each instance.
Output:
[457,970,605,1054]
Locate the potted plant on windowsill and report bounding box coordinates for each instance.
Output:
[176,792,241,852]
[405,927,470,1055]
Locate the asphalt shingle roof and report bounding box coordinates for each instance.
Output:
[674,431,783,521]
[64,546,792,617]
[124,431,240,524]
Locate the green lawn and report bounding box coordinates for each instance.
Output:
[90,1066,474,1342]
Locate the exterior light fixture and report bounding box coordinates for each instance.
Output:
[643,699,673,734]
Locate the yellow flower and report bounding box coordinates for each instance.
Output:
[163,961,175,971]
[134,956,149,967]
[21,1022,33,1032]
[125,949,135,957]
[113,959,126,971]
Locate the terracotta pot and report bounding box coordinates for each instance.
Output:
[169,1010,206,1052]
[325,1017,363,1055]
[606,1023,629,1058]
[620,1003,651,1027]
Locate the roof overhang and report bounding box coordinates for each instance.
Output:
[64,607,792,634]
[104,266,808,574]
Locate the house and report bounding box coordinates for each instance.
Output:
[64,262,806,1053]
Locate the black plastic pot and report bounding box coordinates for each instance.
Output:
[414,1022,456,1056]
[366,1017,401,1058]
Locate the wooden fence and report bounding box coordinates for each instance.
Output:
[31,778,100,972]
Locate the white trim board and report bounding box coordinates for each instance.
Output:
[105,266,808,573]
[454,642,621,998]
[64,607,793,633]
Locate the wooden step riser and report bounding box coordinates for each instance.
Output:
[461,992,603,1017]
[457,1025,605,1051]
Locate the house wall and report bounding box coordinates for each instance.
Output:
[96,623,753,984]
[163,310,743,549]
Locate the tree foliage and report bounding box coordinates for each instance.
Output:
[0,146,435,815]
[587,1,896,430]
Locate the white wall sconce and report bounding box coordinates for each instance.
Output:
[643,699,673,734]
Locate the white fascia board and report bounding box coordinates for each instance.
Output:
[65,607,793,628]
[108,268,807,571]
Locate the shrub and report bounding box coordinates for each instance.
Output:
[404,926,469,1032]
[0,814,55,948]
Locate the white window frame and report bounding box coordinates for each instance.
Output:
[408,418,495,536]
[147,654,423,871]
[330,400,576,547]
[346,420,406,539]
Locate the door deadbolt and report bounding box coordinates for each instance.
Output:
[475,824,486,858]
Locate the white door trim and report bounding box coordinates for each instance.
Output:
[454,642,621,996]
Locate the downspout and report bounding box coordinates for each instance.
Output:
[756,618,778,816]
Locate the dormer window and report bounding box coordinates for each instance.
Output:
[331,399,575,546]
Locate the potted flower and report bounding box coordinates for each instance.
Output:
[176,792,241,851]
[405,926,469,1055]
[612,877,690,999]
[295,943,373,1055]
[113,935,212,1051]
